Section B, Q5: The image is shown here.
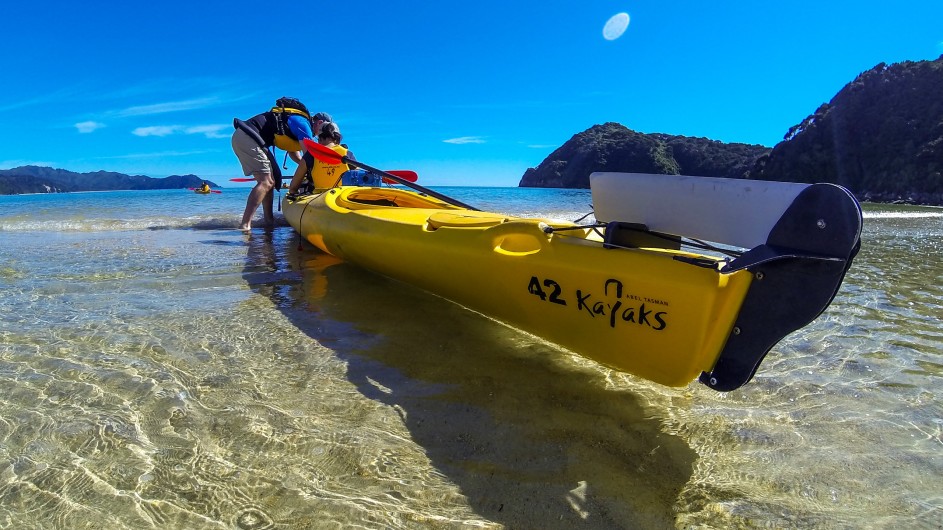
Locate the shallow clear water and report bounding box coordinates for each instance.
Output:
[0,188,940,529]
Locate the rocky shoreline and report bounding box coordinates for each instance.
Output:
[858,190,943,207]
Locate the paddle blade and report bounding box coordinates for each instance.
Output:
[230,178,255,182]
[303,138,344,163]
[212,190,222,194]
[384,170,418,183]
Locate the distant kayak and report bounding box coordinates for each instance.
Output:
[190,188,221,194]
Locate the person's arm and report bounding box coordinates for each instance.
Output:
[286,115,314,165]
[287,158,309,195]
[287,115,314,141]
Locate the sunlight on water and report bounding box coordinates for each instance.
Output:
[0,191,940,528]
[660,206,943,528]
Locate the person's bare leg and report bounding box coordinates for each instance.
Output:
[262,189,275,227]
[240,172,274,230]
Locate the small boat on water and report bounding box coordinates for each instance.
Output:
[283,141,862,391]
[190,182,221,194]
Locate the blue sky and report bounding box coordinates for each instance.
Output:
[2,1,941,187]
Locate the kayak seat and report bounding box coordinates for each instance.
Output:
[426,212,507,231]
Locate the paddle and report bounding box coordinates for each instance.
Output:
[230,170,419,184]
[189,188,222,194]
[382,170,418,183]
[303,139,479,211]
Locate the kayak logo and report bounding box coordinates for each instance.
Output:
[527,276,668,331]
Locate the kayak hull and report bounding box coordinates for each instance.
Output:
[284,187,758,387]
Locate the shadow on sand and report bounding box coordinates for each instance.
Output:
[240,228,696,529]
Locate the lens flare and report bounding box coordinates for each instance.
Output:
[603,12,630,41]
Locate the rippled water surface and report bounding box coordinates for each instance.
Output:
[0,188,940,529]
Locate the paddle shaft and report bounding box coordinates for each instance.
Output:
[343,157,478,210]
[232,170,418,183]
[303,138,478,210]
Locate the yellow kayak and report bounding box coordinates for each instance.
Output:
[283,174,862,391]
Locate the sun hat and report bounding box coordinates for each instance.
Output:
[312,112,332,129]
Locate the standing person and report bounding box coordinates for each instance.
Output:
[287,121,355,195]
[309,111,332,142]
[231,97,315,230]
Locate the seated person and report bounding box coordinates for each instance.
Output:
[287,122,356,196]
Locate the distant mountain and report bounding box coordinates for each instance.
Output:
[520,55,943,205]
[0,166,217,195]
[518,123,769,188]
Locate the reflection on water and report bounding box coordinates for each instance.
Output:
[0,199,941,528]
[273,236,696,528]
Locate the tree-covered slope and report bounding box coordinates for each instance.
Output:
[750,56,943,203]
[519,123,768,188]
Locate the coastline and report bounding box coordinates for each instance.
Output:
[858,191,943,207]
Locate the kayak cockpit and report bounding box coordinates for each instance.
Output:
[330,187,460,211]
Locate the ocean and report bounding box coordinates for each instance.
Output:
[0,187,940,529]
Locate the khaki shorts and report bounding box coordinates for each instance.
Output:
[231,129,271,176]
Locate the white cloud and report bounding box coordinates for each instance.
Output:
[443,136,486,144]
[115,97,220,118]
[75,121,105,133]
[184,124,229,139]
[527,144,556,149]
[132,124,229,138]
[133,126,181,137]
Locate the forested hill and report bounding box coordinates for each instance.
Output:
[518,124,769,188]
[0,166,216,195]
[520,55,943,205]
[749,56,943,203]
